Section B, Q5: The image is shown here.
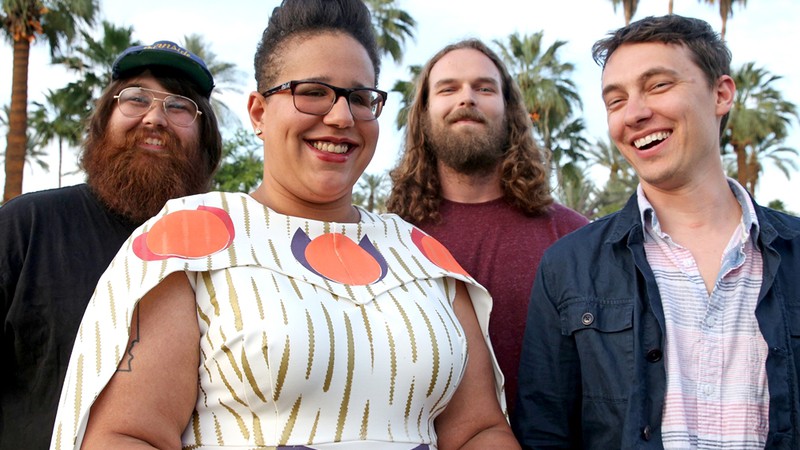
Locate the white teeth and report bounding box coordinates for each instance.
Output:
[634,131,671,149]
[144,137,164,146]
[311,141,350,154]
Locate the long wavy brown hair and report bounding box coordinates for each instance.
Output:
[387,39,552,225]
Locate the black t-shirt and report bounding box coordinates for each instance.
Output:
[0,184,139,450]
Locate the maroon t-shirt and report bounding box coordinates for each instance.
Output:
[420,198,588,416]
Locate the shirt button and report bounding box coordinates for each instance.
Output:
[646,349,663,362]
[642,425,652,440]
[581,312,594,326]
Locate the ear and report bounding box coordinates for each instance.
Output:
[714,74,735,117]
[247,92,266,139]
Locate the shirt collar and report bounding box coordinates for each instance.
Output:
[636,178,760,242]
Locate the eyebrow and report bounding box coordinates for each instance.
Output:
[602,66,680,98]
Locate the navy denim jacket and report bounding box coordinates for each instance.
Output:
[513,193,800,449]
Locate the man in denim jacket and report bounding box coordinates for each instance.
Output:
[513,15,800,449]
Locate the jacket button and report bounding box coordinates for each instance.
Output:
[646,349,663,362]
[581,312,594,326]
[642,425,652,440]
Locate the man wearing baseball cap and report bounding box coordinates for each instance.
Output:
[0,40,222,450]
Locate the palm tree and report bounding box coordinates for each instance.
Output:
[1,0,98,203]
[355,172,390,213]
[725,62,798,194]
[0,103,50,180]
[494,32,582,161]
[56,20,138,97]
[29,87,82,186]
[46,21,137,185]
[390,64,421,131]
[609,0,639,25]
[746,133,798,195]
[584,137,638,218]
[550,117,590,200]
[724,132,799,196]
[213,128,263,192]
[699,0,747,41]
[364,0,416,64]
[558,166,597,218]
[585,138,633,185]
[181,33,243,130]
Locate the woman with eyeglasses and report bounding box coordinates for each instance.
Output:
[49,0,519,449]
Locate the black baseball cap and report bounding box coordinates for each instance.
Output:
[112,40,215,98]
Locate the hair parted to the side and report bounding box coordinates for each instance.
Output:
[387,38,553,225]
[253,0,381,92]
[81,66,223,181]
[591,14,732,133]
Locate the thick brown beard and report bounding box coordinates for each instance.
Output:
[423,108,509,176]
[83,127,210,224]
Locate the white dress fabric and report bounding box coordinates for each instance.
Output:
[49,192,504,450]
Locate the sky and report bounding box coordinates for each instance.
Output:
[1,0,799,211]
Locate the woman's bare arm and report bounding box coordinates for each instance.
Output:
[435,281,521,450]
[80,271,200,450]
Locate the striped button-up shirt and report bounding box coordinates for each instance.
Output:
[638,180,768,449]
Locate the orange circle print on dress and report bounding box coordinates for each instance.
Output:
[410,227,469,277]
[133,206,235,261]
[291,229,388,285]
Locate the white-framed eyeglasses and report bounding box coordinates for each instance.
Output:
[114,87,202,127]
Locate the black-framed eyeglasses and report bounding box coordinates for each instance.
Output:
[262,80,387,121]
[113,87,202,127]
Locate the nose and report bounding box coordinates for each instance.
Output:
[457,86,477,107]
[624,94,652,127]
[323,96,355,128]
[142,100,169,127]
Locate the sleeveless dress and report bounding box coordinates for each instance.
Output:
[49,192,505,450]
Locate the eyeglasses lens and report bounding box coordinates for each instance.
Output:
[117,88,199,127]
[292,82,382,120]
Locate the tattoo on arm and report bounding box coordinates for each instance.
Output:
[117,305,141,372]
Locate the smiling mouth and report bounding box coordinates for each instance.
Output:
[634,131,671,150]
[144,137,165,147]
[310,140,353,154]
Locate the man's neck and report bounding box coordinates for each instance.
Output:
[642,176,741,234]
[641,175,745,295]
[437,162,503,203]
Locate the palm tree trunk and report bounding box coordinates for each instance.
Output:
[668,0,674,14]
[3,38,31,203]
[720,16,728,41]
[734,143,748,193]
[58,139,64,188]
[746,151,759,194]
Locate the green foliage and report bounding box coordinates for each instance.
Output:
[212,128,263,193]
[181,33,244,130]
[29,87,83,184]
[609,0,640,24]
[725,62,799,194]
[390,64,421,131]
[363,0,416,64]
[697,0,747,39]
[494,31,582,164]
[2,0,99,201]
[353,171,390,213]
[52,21,138,131]
[1,103,50,172]
[767,199,797,217]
